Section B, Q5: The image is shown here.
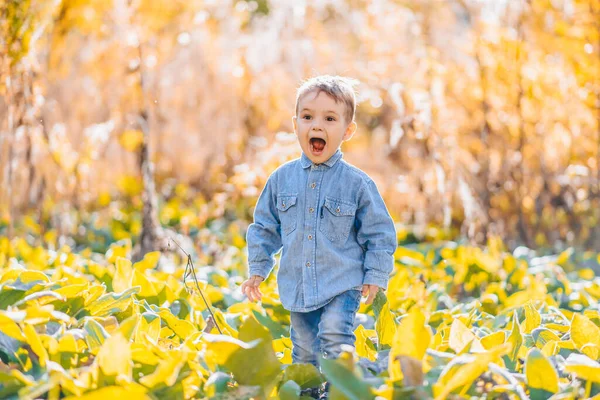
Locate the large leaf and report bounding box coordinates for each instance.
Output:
[433,344,510,400]
[139,350,187,388]
[97,332,132,377]
[282,363,325,389]
[372,291,396,349]
[571,313,600,360]
[278,380,301,400]
[112,257,133,293]
[84,318,109,352]
[503,311,522,371]
[224,316,281,389]
[320,356,374,400]
[87,287,140,317]
[389,307,431,381]
[525,348,559,398]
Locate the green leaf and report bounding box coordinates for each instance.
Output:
[252,309,288,339]
[224,316,281,390]
[279,380,301,400]
[372,291,396,349]
[282,364,325,389]
[84,318,109,352]
[203,372,232,396]
[320,357,374,400]
[503,311,522,371]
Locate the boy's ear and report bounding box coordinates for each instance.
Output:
[343,121,357,141]
[292,116,298,135]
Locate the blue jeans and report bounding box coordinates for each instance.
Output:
[290,289,362,368]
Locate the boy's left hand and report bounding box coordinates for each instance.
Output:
[362,284,382,305]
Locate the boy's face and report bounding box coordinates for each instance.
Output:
[293,90,357,164]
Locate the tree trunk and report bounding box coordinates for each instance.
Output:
[129,11,165,262]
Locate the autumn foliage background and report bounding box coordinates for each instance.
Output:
[3,1,600,399]
[1,0,598,251]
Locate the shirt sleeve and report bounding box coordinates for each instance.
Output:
[246,172,282,279]
[355,179,397,289]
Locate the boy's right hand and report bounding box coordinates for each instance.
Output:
[241,275,265,302]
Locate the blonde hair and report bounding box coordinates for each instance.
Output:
[295,75,359,123]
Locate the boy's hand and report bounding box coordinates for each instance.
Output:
[241,275,265,302]
[362,284,381,305]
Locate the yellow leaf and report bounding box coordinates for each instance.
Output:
[565,353,600,383]
[506,311,522,363]
[136,313,161,344]
[132,344,161,365]
[0,312,26,341]
[433,344,510,400]
[200,333,259,368]
[64,384,150,400]
[1,269,49,285]
[97,333,132,377]
[132,270,160,297]
[557,247,573,265]
[158,310,195,340]
[133,251,161,272]
[525,348,559,393]
[55,283,90,299]
[481,331,505,350]
[272,337,292,353]
[523,302,541,334]
[118,314,140,341]
[375,297,397,348]
[112,257,133,293]
[541,340,558,357]
[139,350,187,388]
[23,324,48,367]
[389,307,432,381]
[119,129,144,152]
[354,324,377,362]
[571,313,600,360]
[449,319,476,354]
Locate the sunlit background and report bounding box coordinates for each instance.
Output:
[1,0,600,251]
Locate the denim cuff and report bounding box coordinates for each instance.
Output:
[363,271,389,289]
[248,262,272,279]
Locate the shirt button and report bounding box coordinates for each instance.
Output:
[306,262,311,267]
[309,207,314,213]
[308,235,313,240]
[336,207,341,213]
[310,182,316,189]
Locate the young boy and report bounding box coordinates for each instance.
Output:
[242,75,397,394]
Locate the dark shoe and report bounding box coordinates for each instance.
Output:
[318,381,330,400]
[300,387,320,399]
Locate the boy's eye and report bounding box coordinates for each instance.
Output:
[326,117,336,122]
[302,115,312,120]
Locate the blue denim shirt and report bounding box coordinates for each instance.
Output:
[246,148,397,312]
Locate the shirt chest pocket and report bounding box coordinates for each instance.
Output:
[319,196,357,242]
[276,194,298,236]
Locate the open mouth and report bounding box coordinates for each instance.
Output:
[309,137,326,156]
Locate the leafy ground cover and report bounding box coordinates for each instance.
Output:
[2,223,600,399]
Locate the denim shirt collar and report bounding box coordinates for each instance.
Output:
[300,148,343,169]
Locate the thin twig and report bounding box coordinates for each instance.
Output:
[169,238,223,334]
